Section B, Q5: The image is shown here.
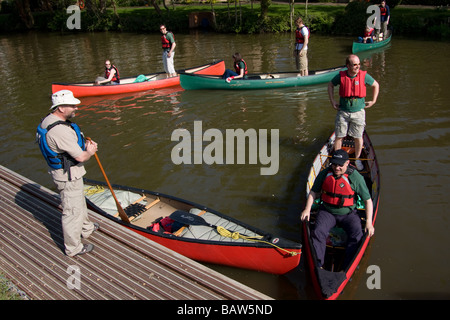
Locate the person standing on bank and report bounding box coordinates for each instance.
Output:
[36,90,99,256]
[160,24,177,78]
[328,54,379,171]
[300,149,375,269]
[294,17,309,76]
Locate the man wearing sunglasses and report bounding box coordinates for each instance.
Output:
[328,54,379,171]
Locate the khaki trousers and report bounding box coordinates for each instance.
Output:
[54,178,94,256]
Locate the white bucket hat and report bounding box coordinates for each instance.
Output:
[50,90,80,110]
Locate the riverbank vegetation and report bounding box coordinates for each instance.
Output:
[1,1,449,37]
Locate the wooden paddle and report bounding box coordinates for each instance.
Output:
[86,137,130,224]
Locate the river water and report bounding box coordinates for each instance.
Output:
[0,30,449,300]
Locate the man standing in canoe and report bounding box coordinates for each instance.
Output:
[294,17,309,76]
[376,0,390,41]
[36,90,99,256]
[160,24,177,78]
[300,149,375,269]
[328,54,379,171]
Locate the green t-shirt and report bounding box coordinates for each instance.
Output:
[163,32,175,49]
[331,72,375,112]
[311,167,371,215]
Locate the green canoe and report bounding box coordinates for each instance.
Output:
[179,66,345,90]
[352,31,392,54]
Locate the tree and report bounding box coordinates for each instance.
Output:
[260,0,271,22]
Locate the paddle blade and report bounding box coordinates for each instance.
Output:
[169,210,209,226]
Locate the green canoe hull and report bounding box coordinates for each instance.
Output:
[179,66,345,90]
[352,33,392,54]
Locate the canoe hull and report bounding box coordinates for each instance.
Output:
[302,131,380,299]
[52,60,225,97]
[180,66,345,90]
[84,179,301,275]
[352,32,392,53]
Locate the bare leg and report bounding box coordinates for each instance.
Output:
[334,137,343,151]
[354,137,363,159]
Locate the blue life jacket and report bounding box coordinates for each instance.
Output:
[36,120,85,170]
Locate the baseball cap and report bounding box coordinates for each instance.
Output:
[330,149,349,166]
[50,90,80,110]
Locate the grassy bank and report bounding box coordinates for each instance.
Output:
[1,2,449,38]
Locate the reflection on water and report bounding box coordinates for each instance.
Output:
[0,31,450,299]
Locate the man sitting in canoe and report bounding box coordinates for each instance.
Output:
[95,60,120,85]
[222,52,248,83]
[358,26,375,44]
[300,149,375,269]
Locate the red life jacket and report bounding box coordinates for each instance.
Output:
[339,70,367,98]
[321,169,355,207]
[380,6,387,17]
[234,59,248,75]
[364,28,374,38]
[105,65,120,83]
[295,26,310,44]
[161,32,174,49]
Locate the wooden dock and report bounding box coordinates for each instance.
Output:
[0,165,272,300]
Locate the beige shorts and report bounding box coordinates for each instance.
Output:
[335,109,366,139]
[295,50,308,72]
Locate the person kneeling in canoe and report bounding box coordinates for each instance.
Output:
[222,52,248,83]
[300,149,375,269]
[358,26,375,43]
[95,60,120,85]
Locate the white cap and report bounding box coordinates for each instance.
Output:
[50,90,80,110]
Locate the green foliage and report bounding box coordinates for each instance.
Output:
[1,2,449,39]
[332,1,371,36]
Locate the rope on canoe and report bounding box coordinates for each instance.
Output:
[216,226,299,256]
[85,185,106,196]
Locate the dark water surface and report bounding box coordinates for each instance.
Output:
[0,30,449,300]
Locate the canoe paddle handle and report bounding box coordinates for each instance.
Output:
[86,137,130,224]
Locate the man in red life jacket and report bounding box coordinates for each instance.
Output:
[294,17,309,76]
[95,60,120,85]
[328,54,379,171]
[160,24,177,78]
[301,149,374,268]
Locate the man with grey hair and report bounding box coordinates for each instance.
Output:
[37,90,99,256]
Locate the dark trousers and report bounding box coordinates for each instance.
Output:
[222,69,238,79]
[311,208,363,268]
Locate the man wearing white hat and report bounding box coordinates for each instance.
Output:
[37,90,99,256]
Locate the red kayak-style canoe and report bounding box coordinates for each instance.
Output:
[84,179,302,275]
[52,60,225,98]
[302,131,380,299]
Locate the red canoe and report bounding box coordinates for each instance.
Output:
[84,179,302,275]
[302,131,380,299]
[52,60,225,98]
